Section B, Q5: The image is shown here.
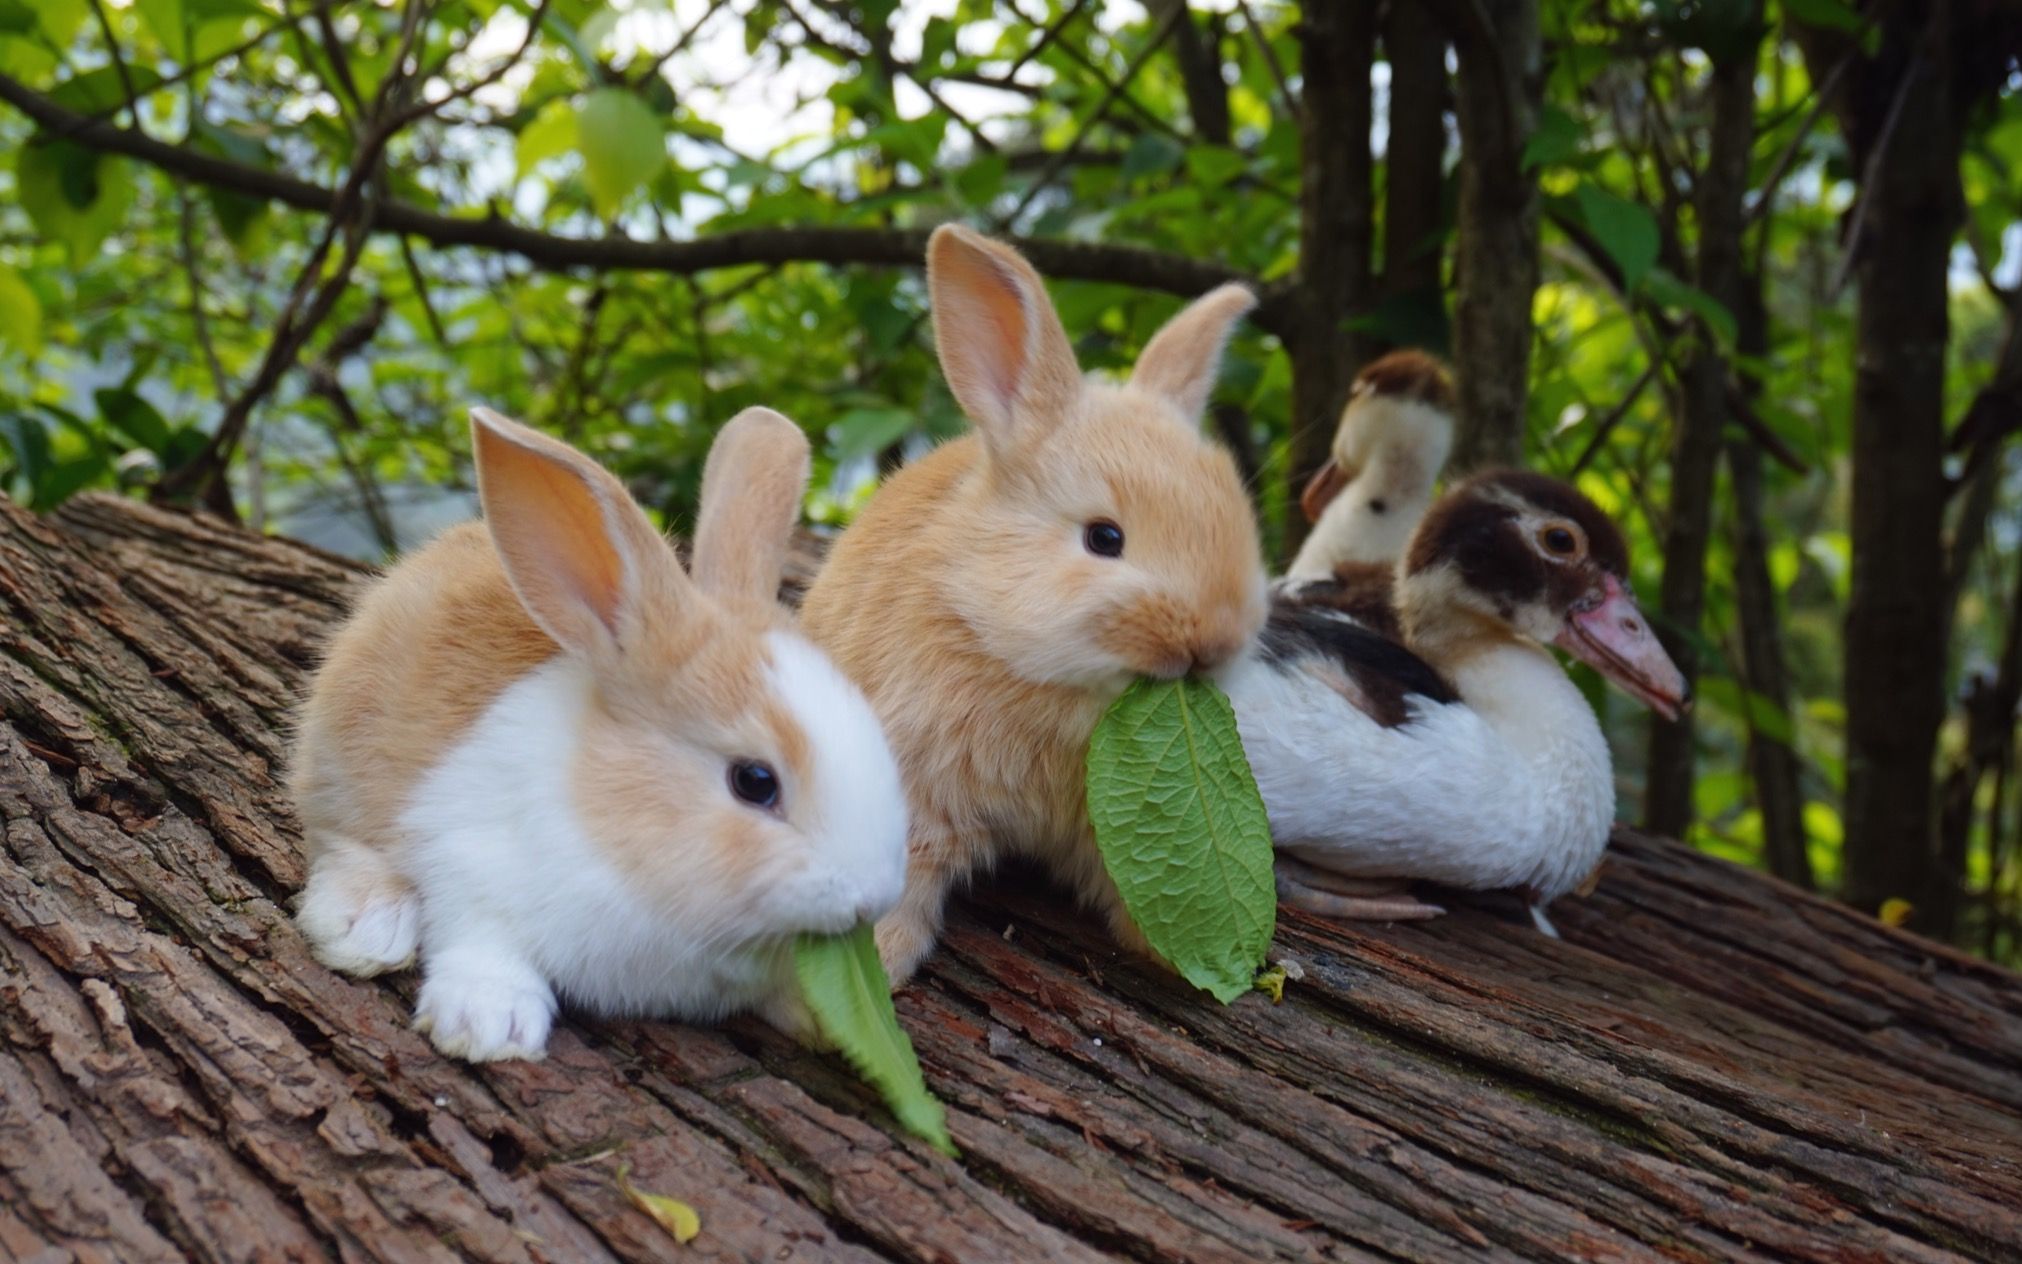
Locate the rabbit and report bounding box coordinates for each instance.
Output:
[289,405,909,1062]
[799,224,1269,985]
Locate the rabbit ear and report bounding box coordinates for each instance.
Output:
[927,224,1081,464]
[469,406,688,659]
[690,407,811,608]
[1129,283,1256,421]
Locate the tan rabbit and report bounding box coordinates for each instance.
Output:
[290,406,908,1061]
[800,225,1268,984]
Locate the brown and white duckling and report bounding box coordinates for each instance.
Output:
[1285,350,1456,584]
[1218,470,1688,935]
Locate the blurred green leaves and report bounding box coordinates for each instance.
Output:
[576,88,666,218]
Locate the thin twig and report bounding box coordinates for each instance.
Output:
[632,0,731,87]
[1006,0,1093,80]
[397,234,448,345]
[176,191,232,400]
[1571,361,1660,474]
[1000,2,1184,228]
[85,0,144,135]
[386,0,552,129]
[155,0,435,504]
[999,0,1186,142]
[1233,0,1294,115]
[1744,53,1852,227]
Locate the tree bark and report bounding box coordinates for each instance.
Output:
[5,492,2022,1262]
[1441,0,1540,472]
[1642,4,1761,839]
[1380,1,1448,304]
[1283,0,1378,561]
[1159,0,1231,147]
[1798,7,1963,925]
[1934,564,2022,941]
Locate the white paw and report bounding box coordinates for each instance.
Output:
[413,969,556,1063]
[297,878,420,977]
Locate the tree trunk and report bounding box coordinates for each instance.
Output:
[5,492,2022,1262]
[1444,0,1540,472]
[1380,1,1448,305]
[1935,565,2022,940]
[1159,0,1231,147]
[1283,0,1377,562]
[1728,456,1815,889]
[1809,7,1962,926]
[1641,4,1760,840]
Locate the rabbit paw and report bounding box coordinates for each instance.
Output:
[297,853,420,977]
[414,963,556,1062]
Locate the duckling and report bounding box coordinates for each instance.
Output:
[1286,350,1456,583]
[1220,470,1688,935]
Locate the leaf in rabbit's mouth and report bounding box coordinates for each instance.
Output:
[793,925,956,1156]
[1086,676,1277,1004]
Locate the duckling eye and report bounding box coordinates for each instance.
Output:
[1540,525,1581,557]
[728,760,781,810]
[1083,520,1125,558]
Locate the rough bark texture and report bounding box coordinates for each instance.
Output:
[1806,5,1962,925]
[1643,5,1761,839]
[1283,0,1377,562]
[5,492,2022,1262]
[1442,0,1541,472]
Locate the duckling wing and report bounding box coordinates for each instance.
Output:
[1273,564,1402,642]
[1220,608,1549,892]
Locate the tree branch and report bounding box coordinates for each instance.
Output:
[0,70,1272,323]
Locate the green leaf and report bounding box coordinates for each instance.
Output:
[1574,183,1660,292]
[190,121,272,245]
[516,96,578,180]
[0,410,50,488]
[1642,267,1738,347]
[829,406,914,462]
[1522,103,1583,170]
[18,0,83,44]
[1783,0,1863,34]
[1184,146,1246,186]
[1121,133,1185,181]
[94,386,173,452]
[576,89,665,218]
[0,265,42,356]
[135,0,186,60]
[794,924,955,1156]
[17,139,133,262]
[1086,677,1276,1004]
[1695,675,1796,745]
[49,63,165,113]
[0,0,36,33]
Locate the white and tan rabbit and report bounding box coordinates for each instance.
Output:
[800,224,1268,985]
[290,406,908,1061]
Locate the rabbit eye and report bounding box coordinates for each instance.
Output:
[728,760,780,810]
[1083,520,1124,558]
